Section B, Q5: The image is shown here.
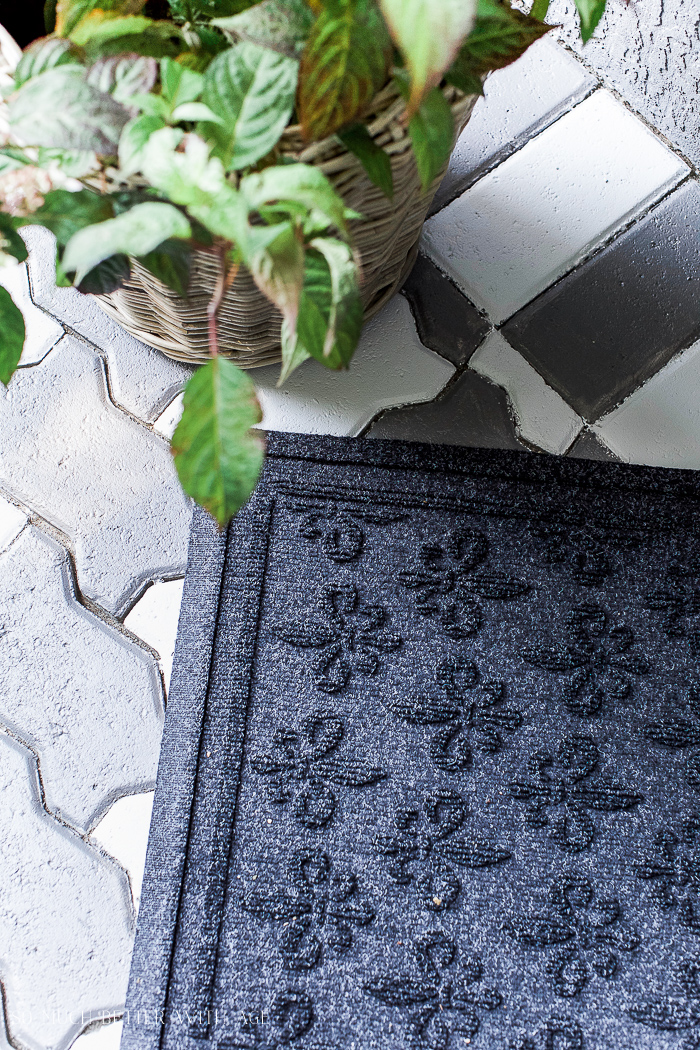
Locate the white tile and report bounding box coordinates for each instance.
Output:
[469,331,583,453]
[431,36,596,212]
[254,295,454,437]
[422,90,689,323]
[0,493,26,552]
[89,791,154,912]
[592,337,700,468]
[0,334,192,615]
[153,392,184,440]
[0,527,164,831]
[71,1021,123,1050]
[22,226,192,424]
[124,578,185,693]
[0,735,133,1050]
[0,260,63,366]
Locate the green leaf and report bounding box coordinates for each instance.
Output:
[172,101,224,123]
[169,0,256,19]
[0,286,26,385]
[128,91,171,118]
[62,201,192,283]
[240,163,350,237]
[308,235,362,361]
[13,37,83,87]
[379,0,477,113]
[45,0,58,32]
[137,238,191,295]
[246,221,305,330]
[448,0,550,81]
[529,0,550,19]
[9,67,130,154]
[86,54,158,103]
[574,0,607,41]
[20,188,113,246]
[119,113,167,175]
[55,0,99,36]
[36,147,100,177]
[69,13,185,59]
[77,253,131,293]
[160,56,203,109]
[69,12,152,46]
[212,0,314,59]
[298,0,391,141]
[0,215,29,262]
[403,82,454,192]
[279,325,310,384]
[171,357,264,527]
[285,243,362,375]
[0,148,31,177]
[337,123,392,199]
[201,42,298,170]
[141,128,249,243]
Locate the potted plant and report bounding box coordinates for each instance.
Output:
[0,0,605,526]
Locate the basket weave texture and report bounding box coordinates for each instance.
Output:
[96,83,478,367]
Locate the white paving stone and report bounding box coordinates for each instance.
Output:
[22,227,192,424]
[153,392,185,440]
[0,492,26,552]
[124,578,185,693]
[469,331,584,454]
[72,1021,123,1050]
[0,527,164,831]
[254,295,454,436]
[0,334,191,615]
[431,37,596,212]
[592,337,700,468]
[89,791,155,912]
[0,260,63,367]
[0,734,133,1050]
[422,89,689,322]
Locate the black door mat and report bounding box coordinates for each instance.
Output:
[124,433,700,1050]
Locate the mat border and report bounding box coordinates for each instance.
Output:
[121,434,700,1050]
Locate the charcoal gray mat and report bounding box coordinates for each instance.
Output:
[124,433,700,1050]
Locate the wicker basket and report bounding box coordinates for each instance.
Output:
[96,82,478,367]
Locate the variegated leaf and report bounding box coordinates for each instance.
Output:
[298,0,391,141]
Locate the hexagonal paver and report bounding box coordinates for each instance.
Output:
[253,295,455,436]
[0,492,27,552]
[89,791,155,912]
[0,526,164,830]
[0,734,133,1050]
[124,579,185,693]
[0,260,63,367]
[22,227,192,424]
[0,334,191,615]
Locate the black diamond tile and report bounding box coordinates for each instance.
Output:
[566,429,620,462]
[366,368,526,450]
[502,179,700,421]
[401,253,490,367]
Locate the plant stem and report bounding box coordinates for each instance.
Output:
[207,246,241,359]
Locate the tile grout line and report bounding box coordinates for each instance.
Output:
[23,269,174,439]
[0,720,138,925]
[492,169,696,332]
